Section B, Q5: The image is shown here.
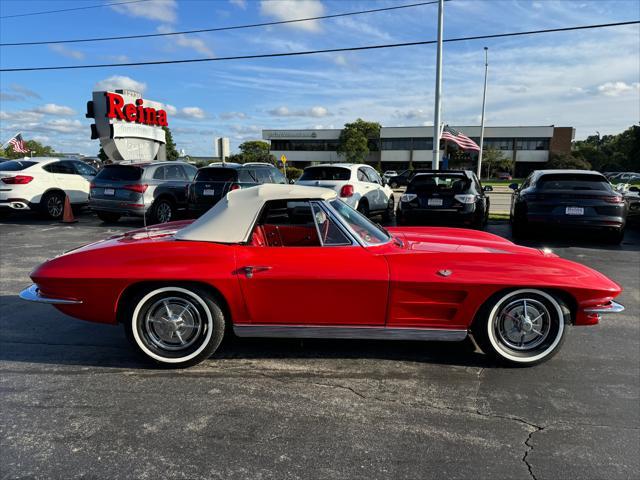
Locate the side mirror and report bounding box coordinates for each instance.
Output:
[508,183,519,191]
[483,185,493,192]
[289,178,296,184]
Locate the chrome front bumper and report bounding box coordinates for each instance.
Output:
[19,284,82,305]
[583,301,625,314]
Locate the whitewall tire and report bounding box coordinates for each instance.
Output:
[473,289,568,366]
[126,286,225,368]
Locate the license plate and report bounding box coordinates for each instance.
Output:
[428,198,443,206]
[565,207,584,215]
[104,188,115,196]
[203,189,215,196]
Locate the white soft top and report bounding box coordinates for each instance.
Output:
[175,184,337,243]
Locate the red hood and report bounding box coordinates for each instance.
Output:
[388,226,548,256]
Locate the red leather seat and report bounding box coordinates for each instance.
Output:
[251,225,266,246]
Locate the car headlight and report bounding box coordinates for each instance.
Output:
[401,193,417,202]
[454,194,476,204]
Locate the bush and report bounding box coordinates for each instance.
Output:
[281,166,303,180]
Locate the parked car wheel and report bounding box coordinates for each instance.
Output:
[473,289,567,366]
[148,198,175,224]
[382,196,395,221]
[40,190,65,219]
[96,211,121,223]
[357,199,369,217]
[604,228,625,245]
[125,286,225,367]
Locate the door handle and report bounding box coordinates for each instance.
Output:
[242,265,272,278]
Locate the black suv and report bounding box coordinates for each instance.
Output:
[397,170,492,228]
[188,162,286,217]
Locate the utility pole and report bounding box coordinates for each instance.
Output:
[477,47,489,178]
[432,0,444,170]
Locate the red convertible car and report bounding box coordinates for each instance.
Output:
[21,184,624,367]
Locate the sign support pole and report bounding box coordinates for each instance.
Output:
[432,0,444,170]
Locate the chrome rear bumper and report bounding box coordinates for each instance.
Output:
[583,301,625,314]
[19,284,82,305]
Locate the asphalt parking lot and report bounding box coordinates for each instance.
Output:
[1,211,638,479]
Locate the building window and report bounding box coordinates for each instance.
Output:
[381,137,433,150]
[515,138,550,150]
[484,138,513,150]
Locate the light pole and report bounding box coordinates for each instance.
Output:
[477,47,489,178]
[432,0,444,170]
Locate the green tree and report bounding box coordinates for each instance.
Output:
[479,148,513,178]
[337,119,381,163]
[547,152,591,170]
[97,146,108,162]
[572,125,639,172]
[163,126,179,161]
[238,140,276,164]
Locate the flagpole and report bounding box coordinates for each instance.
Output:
[432,0,444,170]
[477,47,489,178]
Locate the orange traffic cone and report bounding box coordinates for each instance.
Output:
[61,194,77,223]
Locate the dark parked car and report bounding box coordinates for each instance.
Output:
[188,162,286,217]
[90,161,198,224]
[510,170,628,243]
[397,170,491,228]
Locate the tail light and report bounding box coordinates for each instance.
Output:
[1,175,33,184]
[229,183,240,191]
[123,183,148,193]
[604,196,625,204]
[340,184,354,197]
[454,194,476,204]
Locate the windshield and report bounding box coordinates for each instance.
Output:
[0,160,37,171]
[408,174,470,193]
[538,174,611,191]
[329,199,390,244]
[299,167,351,181]
[95,165,142,182]
[195,168,238,182]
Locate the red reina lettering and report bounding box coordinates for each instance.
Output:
[104,92,168,127]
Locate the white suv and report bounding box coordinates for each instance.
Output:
[0,157,97,219]
[296,163,395,219]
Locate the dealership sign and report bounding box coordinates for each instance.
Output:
[87,90,168,162]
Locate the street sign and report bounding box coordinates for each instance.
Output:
[280,154,287,164]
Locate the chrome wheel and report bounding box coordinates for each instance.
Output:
[495,298,551,351]
[47,194,64,218]
[144,297,202,351]
[156,201,172,223]
[476,289,567,365]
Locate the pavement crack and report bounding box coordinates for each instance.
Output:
[523,425,543,480]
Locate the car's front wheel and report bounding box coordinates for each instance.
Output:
[125,286,225,367]
[473,289,568,366]
[148,198,175,224]
[40,191,65,219]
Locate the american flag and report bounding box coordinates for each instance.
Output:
[8,133,28,153]
[440,126,480,151]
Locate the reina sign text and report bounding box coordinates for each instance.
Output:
[105,92,169,127]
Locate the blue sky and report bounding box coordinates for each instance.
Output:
[1,0,639,156]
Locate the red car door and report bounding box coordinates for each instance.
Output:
[234,200,389,326]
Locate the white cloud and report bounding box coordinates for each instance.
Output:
[260,0,325,32]
[111,0,177,23]
[332,54,348,67]
[177,107,206,119]
[157,25,213,56]
[164,104,178,115]
[229,0,247,8]
[220,111,249,120]
[597,81,640,97]
[105,54,130,62]
[10,84,40,99]
[268,105,330,117]
[34,104,76,116]
[394,109,430,120]
[49,44,84,60]
[94,76,147,94]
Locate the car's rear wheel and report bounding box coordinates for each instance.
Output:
[382,196,395,221]
[357,200,369,217]
[96,211,121,223]
[473,289,568,366]
[125,286,225,367]
[148,198,175,224]
[40,191,65,219]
